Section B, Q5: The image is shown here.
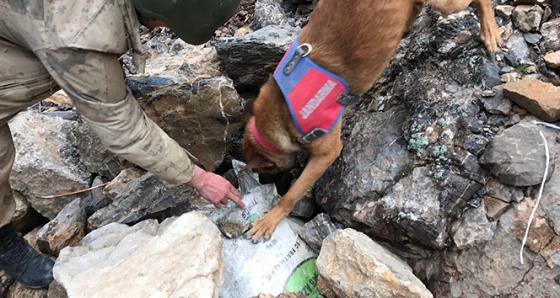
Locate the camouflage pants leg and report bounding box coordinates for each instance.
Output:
[0,37,58,227]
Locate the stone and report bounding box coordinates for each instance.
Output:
[215,208,250,239]
[254,0,291,30]
[540,152,560,234]
[482,87,513,115]
[484,177,525,203]
[0,272,14,297]
[512,5,544,32]
[541,236,560,268]
[317,229,433,298]
[483,196,510,220]
[503,78,560,122]
[74,117,122,180]
[523,32,542,44]
[540,18,560,53]
[88,173,198,229]
[480,122,554,186]
[54,212,223,298]
[102,168,145,201]
[82,176,110,217]
[451,205,496,249]
[505,31,530,67]
[495,5,514,19]
[134,76,243,171]
[299,213,342,254]
[215,25,299,90]
[5,282,48,298]
[36,198,86,256]
[8,110,90,219]
[544,51,560,69]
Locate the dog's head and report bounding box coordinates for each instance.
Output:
[242,117,296,175]
[242,100,296,176]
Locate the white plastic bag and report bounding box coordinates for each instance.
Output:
[218,161,321,298]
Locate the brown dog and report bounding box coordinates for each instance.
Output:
[243,0,501,242]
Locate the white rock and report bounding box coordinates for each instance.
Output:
[54,212,224,298]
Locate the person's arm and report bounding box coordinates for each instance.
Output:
[34,48,244,209]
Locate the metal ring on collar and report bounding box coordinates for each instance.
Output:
[297,43,313,57]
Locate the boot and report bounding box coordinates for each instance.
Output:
[0,223,54,289]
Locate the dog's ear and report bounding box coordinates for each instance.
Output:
[242,100,255,124]
[241,154,275,171]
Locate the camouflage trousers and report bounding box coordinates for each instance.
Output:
[0,38,194,228]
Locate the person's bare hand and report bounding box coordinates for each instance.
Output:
[188,166,245,209]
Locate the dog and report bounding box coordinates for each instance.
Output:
[243,0,501,242]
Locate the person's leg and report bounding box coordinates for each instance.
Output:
[0,37,57,290]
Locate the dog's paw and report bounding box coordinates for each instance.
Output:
[246,213,282,243]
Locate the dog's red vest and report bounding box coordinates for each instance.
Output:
[273,37,358,144]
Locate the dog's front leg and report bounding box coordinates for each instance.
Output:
[247,132,343,242]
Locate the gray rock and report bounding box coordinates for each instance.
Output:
[299,213,342,254]
[55,213,224,297]
[540,18,560,53]
[82,176,110,217]
[451,205,496,249]
[216,208,250,238]
[484,177,525,203]
[495,5,515,19]
[462,134,490,156]
[74,117,122,180]
[36,198,86,256]
[8,111,90,219]
[480,122,554,186]
[505,31,530,67]
[512,5,544,32]
[88,173,197,229]
[317,229,433,298]
[540,153,560,234]
[523,32,542,44]
[482,87,513,115]
[254,0,291,30]
[215,25,299,90]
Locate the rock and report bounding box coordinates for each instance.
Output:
[0,272,14,297]
[503,78,560,122]
[523,32,542,44]
[215,25,299,90]
[5,282,48,298]
[540,152,560,234]
[215,208,250,238]
[88,173,198,230]
[102,168,145,201]
[133,76,243,171]
[82,176,110,217]
[451,205,496,249]
[317,229,433,298]
[482,87,513,115]
[544,50,560,69]
[352,167,448,249]
[74,117,122,180]
[483,196,510,220]
[480,122,554,186]
[505,31,530,67]
[495,5,515,19]
[36,198,86,256]
[47,281,69,298]
[254,0,291,30]
[540,18,560,53]
[462,134,489,156]
[512,5,544,32]
[8,110,90,219]
[484,177,525,203]
[541,236,560,268]
[299,213,342,254]
[54,212,223,298]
